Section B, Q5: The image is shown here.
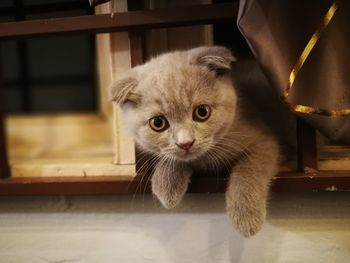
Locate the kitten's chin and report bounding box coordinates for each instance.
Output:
[172,150,206,162]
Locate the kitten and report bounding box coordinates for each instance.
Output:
[110,46,279,237]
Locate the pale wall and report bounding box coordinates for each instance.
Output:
[0,193,349,263]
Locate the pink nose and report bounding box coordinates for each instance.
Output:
[176,140,195,151]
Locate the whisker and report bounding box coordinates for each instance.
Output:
[141,154,163,205]
[130,153,160,208]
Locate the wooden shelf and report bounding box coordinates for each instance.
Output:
[0,3,237,40]
[6,114,135,178]
[1,1,349,194]
[1,171,350,195]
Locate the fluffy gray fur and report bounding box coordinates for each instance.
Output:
[110,46,279,237]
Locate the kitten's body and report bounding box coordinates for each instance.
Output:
[111,47,279,237]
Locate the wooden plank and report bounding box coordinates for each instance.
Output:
[144,0,214,60]
[6,114,135,177]
[0,176,138,195]
[7,114,112,160]
[129,30,145,67]
[297,118,318,172]
[272,172,350,192]
[318,144,350,171]
[107,0,136,165]
[0,3,237,40]
[14,0,31,112]
[1,171,350,195]
[96,31,114,117]
[127,1,145,67]
[11,161,135,178]
[127,1,146,183]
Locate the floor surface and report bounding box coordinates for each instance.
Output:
[0,193,349,263]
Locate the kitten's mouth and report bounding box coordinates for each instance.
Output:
[160,143,211,162]
[172,148,204,161]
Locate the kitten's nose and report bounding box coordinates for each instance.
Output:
[176,140,195,151]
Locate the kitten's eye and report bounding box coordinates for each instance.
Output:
[193,104,211,122]
[149,116,169,132]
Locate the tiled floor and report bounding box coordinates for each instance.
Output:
[0,193,349,263]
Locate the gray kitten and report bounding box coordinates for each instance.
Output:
[110,46,279,237]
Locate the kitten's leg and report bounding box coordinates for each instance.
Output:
[152,161,192,209]
[226,139,279,237]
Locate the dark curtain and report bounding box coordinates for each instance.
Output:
[237,0,350,142]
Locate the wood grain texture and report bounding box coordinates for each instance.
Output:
[6,114,135,177]
[297,118,318,172]
[0,3,236,40]
[144,0,213,58]
[1,171,350,195]
[1,1,349,193]
[95,0,136,165]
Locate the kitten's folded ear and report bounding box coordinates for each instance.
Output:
[109,74,140,105]
[188,46,236,75]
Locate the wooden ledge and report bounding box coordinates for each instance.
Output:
[1,172,350,195]
[0,3,237,40]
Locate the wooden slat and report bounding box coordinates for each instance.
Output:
[127,1,145,68]
[272,172,350,192]
[0,3,237,40]
[1,1,349,194]
[296,118,318,172]
[0,171,350,195]
[105,0,136,165]
[0,176,138,195]
[129,30,145,67]
[14,1,31,112]
[127,1,147,194]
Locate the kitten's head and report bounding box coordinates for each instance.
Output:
[110,46,237,161]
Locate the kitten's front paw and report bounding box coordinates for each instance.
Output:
[226,198,266,237]
[151,164,192,209]
[152,185,185,209]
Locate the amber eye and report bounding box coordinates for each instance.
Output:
[149,116,169,132]
[193,104,211,122]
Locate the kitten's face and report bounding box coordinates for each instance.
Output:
[112,47,237,162]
